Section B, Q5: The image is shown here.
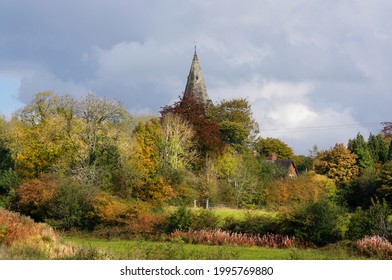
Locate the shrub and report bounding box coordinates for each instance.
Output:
[222,212,283,235]
[190,209,220,230]
[356,235,392,259]
[88,192,133,226]
[165,204,191,233]
[0,169,19,195]
[14,174,59,221]
[284,200,343,246]
[46,180,93,230]
[88,199,164,238]
[347,200,391,240]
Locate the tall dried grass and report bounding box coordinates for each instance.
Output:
[169,229,304,248]
[356,235,392,259]
[0,208,75,259]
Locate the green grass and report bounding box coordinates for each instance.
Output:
[62,236,366,260]
[209,207,278,221]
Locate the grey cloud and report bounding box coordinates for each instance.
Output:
[1,0,391,153]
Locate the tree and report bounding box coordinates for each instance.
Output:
[377,161,392,205]
[367,133,388,164]
[315,143,359,185]
[209,98,259,149]
[159,114,196,171]
[216,148,259,208]
[343,168,380,209]
[286,200,343,246]
[13,174,59,221]
[348,133,374,171]
[161,96,224,156]
[0,116,14,172]
[381,121,392,137]
[265,172,336,210]
[130,119,173,203]
[11,92,132,187]
[254,137,295,159]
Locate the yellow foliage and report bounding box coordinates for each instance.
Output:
[89,192,134,226]
[265,172,336,210]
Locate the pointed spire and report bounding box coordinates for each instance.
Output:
[183,47,209,106]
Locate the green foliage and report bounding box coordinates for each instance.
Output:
[189,209,220,230]
[215,148,260,207]
[285,200,344,246]
[255,137,294,159]
[377,161,392,205]
[367,133,388,164]
[294,155,314,173]
[343,168,380,210]
[46,180,93,230]
[347,200,391,240]
[209,98,259,149]
[0,169,19,195]
[348,133,374,171]
[388,141,392,161]
[165,204,192,233]
[222,212,283,235]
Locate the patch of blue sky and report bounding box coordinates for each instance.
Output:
[0,78,23,117]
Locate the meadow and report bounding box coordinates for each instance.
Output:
[61,236,365,260]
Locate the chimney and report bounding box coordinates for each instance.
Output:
[268,153,277,161]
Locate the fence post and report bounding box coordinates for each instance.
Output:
[206,199,209,210]
[194,200,197,208]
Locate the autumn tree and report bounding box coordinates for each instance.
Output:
[130,119,173,203]
[10,91,132,188]
[159,114,196,171]
[13,174,60,221]
[315,143,359,185]
[10,92,68,178]
[381,121,392,137]
[160,96,224,156]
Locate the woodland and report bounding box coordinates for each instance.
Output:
[1,91,392,259]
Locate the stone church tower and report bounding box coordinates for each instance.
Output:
[183,48,210,106]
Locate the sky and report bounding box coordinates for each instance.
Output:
[0,0,391,154]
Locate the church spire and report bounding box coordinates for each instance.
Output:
[183,48,209,106]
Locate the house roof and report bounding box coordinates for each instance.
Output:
[275,159,299,176]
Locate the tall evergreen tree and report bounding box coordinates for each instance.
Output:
[388,141,392,161]
[367,134,388,164]
[348,133,374,171]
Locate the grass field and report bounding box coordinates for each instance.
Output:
[204,207,279,221]
[62,236,366,260]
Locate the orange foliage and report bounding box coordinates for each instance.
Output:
[15,174,59,220]
[0,208,74,259]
